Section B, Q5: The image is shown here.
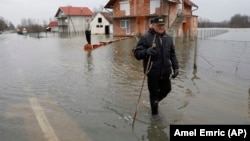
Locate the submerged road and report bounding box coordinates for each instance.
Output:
[9,68,93,141]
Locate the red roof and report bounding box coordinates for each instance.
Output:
[105,0,198,8]
[56,6,93,16]
[48,21,58,27]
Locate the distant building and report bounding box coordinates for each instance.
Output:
[91,12,113,35]
[47,21,58,32]
[104,0,198,37]
[55,6,93,34]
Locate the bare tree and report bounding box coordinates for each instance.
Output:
[18,18,45,33]
[198,14,250,28]
[229,14,250,28]
[0,17,12,31]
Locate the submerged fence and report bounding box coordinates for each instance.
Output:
[197,28,228,39]
[197,39,250,83]
[170,28,229,42]
[180,29,250,83]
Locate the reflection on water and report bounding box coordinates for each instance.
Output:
[144,122,169,141]
[0,29,250,141]
[86,51,93,71]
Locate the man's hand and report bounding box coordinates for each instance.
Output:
[146,47,158,56]
[172,69,179,79]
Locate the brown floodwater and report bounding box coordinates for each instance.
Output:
[0,29,249,141]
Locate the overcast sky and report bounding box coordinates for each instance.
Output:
[1,0,249,26]
[192,0,250,22]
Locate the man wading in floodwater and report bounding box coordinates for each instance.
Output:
[85,18,91,44]
[133,16,179,121]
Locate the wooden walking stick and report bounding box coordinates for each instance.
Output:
[132,34,156,130]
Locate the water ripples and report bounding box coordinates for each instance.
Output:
[1,32,250,140]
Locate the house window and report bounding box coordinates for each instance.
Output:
[150,0,160,14]
[120,20,130,34]
[121,20,126,28]
[98,18,102,23]
[120,0,130,16]
[96,25,103,28]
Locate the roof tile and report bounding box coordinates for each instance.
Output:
[60,6,93,16]
[48,21,58,27]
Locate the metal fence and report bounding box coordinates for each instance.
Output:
[197,28,228,39]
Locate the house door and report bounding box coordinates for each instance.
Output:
[105,26,110,34]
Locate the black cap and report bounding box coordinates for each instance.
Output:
[152,16,165,25]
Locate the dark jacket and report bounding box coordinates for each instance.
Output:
[134,29,179,78]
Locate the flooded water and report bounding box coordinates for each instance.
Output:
[0,29,250,141]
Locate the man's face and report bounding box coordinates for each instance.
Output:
[152,23,166,34]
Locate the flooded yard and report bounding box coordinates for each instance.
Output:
[0,29,250,141]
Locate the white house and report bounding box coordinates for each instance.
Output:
[55,6,93,34]
[91,12,113,34]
